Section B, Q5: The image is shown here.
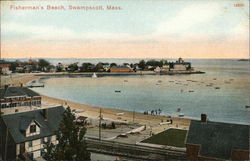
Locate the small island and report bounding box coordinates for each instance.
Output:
[0,58,204,76]
[238,59,250,61]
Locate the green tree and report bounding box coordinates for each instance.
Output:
[68,62,79,72]
[81,63,94,72]
[95,62,104,72]
[138,60,146,70]
[110,63,117,67]
[39,59,50,71]
[43,107,90,161]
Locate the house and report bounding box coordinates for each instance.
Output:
[161,65,170,72]
[47,65,56,73]
[102,65,110,72]
[186,114,249,160]
[154,65,170,73]
[154,66,161,73]
[0,106,65,160]
[110,66,133,72]
[0,85,41,109]
[15,66,24,73]
[76,116,91,125]
[0,64,11,75]
[171,63,189,71]
[24,65,33,73]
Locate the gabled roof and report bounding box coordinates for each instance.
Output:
[111,66,131,69]
[0,86,40,99]
[1,106,65,143]
[19,117,34,131]
[186,120,249,160]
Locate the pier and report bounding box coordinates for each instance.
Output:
[27,84,44,88]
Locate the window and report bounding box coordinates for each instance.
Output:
[47,136,51,143]
[28,141,33,147]
[41,138,45,144]
[30,125,36,133]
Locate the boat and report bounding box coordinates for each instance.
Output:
[124,80,128,82]
[92,73,97,78]
[116,112,124,116]
[178,113,184,117]
[73,109,85,113]
[160,121,171,125]
[177,108,181,112]
[215,87,220,89]
[115,90,121,93]
[188,90,194,92]
[245,105,250,108]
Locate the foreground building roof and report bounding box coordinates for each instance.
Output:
[0,86,40,99]
[186,120,249,160]
[1,106,65,143]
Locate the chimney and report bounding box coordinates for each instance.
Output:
[201,114,207,122]
[42,109,48,121]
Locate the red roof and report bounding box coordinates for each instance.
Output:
[0,64,11,68]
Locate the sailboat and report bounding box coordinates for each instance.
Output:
[92,73,97,78]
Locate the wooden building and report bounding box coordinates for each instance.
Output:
[0,106,65,160]
[0,85,41,109]
[110,66,133,72]
[0,64,11,75]
[186,114,249,160]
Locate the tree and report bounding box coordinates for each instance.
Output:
[39,59,50,71]
[110,63,117,67]
[138,60,146,70]
[68,62,79,72]
[80,63,94,72]
[43,107,90,161]
[56,63,63,72]
[95,62,104,72]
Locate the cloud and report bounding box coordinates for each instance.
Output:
[154,3,221,37]
[1,22,155,43]
[1,22,75,39]
[229,21,249,38]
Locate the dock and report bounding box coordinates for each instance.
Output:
[27,84,44,88]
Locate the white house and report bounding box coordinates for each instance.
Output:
[0,64,11,75]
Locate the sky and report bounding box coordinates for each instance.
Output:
[1,0,249,59]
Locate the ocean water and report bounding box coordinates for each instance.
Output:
[31,59,250,124]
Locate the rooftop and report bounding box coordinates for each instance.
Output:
[1,106,65,143]
[0,86,40,99]
[186,120,249,160]
[110,66,131,69]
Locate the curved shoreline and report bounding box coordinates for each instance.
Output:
[33,70,205,77]
[41,94,191,127]
[1,74,192,129]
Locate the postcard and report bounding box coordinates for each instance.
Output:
[0,0,249,161]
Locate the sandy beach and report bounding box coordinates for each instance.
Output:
[1,73,191,142]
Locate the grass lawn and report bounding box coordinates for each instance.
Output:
[142,128,187,147]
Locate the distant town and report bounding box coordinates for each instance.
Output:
[0,58,204,75]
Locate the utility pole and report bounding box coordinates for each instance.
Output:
[99,108,102,140]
